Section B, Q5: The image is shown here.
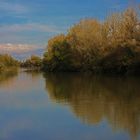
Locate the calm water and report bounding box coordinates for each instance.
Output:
[0,70,140,140]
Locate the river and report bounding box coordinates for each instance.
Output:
[0,70,140,140]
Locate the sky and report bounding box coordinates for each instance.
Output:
[0,0,139,59]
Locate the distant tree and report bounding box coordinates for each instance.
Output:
[0,54,19,70]
[21,55,42,68]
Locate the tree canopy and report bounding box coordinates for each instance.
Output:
[43,8,140,74]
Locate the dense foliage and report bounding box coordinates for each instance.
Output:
[43,8,140,74]
[21,55,42,69]
[0,54,19,71]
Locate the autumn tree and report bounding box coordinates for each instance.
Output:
[43,34,73,71]
[43,8,140,74]
[21,55,42,68]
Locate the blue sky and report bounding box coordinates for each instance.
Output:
[0,0,139,58]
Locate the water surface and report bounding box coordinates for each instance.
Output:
[0,70,140,140]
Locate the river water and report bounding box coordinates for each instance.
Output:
[0,70,140,140]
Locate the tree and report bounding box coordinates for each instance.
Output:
[21,55,42,68]
[43,8,140,74]
[43,34,73,71]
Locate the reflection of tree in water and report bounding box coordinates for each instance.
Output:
[24,70,43,80]
[0,68,18,86]
[44,73,140,139]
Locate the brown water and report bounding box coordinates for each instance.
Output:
[0,70,140,140]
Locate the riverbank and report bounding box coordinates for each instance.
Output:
[42,45,140,75]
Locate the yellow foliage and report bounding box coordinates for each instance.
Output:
[43,8,140,72]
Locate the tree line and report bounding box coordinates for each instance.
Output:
[42,8,140,74]
[0,54,19,71]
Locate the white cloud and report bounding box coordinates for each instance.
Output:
[0,43,43,54]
